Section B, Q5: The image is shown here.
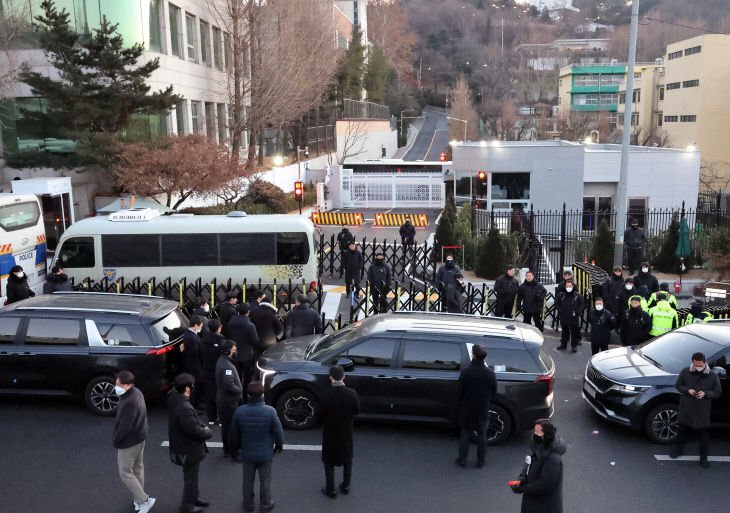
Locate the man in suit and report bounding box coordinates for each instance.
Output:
[183,316,205,410]
[320,366,361,498]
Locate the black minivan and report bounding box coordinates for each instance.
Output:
[258,312,555,444]
[0,292,187,415]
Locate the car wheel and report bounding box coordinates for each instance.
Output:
[643,403,679,444]
[85,376,120,416]
[276,388,320,430]
[487,404,513,445]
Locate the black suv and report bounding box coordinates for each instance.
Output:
[583,321,730,443]
[257,312,555,444]
[0,292,187,415]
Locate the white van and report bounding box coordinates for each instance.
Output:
[51,209,318,288]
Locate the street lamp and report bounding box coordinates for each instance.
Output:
[446,116,468,141]
[273,155,284,166]
[585,129,599,144]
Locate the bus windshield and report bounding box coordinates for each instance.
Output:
[0,201,41,232]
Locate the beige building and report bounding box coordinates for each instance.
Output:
[616,63,665,144]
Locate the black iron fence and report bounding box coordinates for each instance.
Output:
[305,125,335,156]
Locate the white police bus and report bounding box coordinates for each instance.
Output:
[51,209,318,288]
[0,194,47,304]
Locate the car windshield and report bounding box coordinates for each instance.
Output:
[149,309,189,346]
[638,331,723,374]
[308,324,364,361]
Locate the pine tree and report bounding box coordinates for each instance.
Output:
[19,1,178,144]
[364,46,389,103]
[654,215,680,273]
[475,227,506,280]
[335,26,366,101]
[590,221,615,273]
[434,214,454,264]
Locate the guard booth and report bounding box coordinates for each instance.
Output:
[11,177,75,250]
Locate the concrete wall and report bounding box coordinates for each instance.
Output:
[335,120,397,163]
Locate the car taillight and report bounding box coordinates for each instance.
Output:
[147,345,175,355]
[535,375,553,395]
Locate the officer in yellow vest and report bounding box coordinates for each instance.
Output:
[685,299,715,324]
[648,292,679,337]
[648,283,678,310]
[627,294,649,312]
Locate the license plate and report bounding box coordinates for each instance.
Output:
[16,250,36,266]
[583,382,597,398]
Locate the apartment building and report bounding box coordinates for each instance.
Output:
[615,62,665,142]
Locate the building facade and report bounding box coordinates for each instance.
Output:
[615,62,665,144]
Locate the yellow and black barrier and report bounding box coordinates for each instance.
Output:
[311,211,363,225]
[374,213,429,227]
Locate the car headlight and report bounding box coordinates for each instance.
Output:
[256,362,275,387]
[611,383,649,394]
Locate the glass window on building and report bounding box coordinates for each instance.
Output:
[223,32,232,69]
[169,4,183,58]
[204,102,215,140]
[217,104,227,142]
[185,13,197,62]
[200,20,210,66]
[191,101,202,133]
[628,198,647,227]
[212,27,222,70]
[0,97,69,154]
[491,173,530,201]
[148,0,163,53]
[175,100,187,135]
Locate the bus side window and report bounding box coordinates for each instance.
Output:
[277,232,309,265]
[57,236,95,268]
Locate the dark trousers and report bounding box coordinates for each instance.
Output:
[339,251,347,277]
[494,299,514,318]
[345,276,360,297]
[523,313,544,332]
[182,463,199,505]
[591,342,609,355]
[324,460,352,492]
[458,424,487,465]
[560,323,581,348]
[626,248,642,274]
[219,405,237,456]
[204,378,217,423]
[191,380,204,410]
[674,423,710,459]
[371,288,388,314]
[242,460,272,512]
[237,359,254,400]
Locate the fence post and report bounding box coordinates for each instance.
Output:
[365,282,370,317]
[148,281,152,296]
[482,283,488,316]
[470,199,476,233]
[273,279,277,309]
[116,279,121,294]
[425,284,431,312]
[178,280,184,308]
[317,280,323,313]
[559,202,567,281]
[210,280,215,310]
[242,279,247,303]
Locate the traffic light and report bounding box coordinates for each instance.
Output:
[440,152,447,162]
[294,181,303,214]
[478,171,486,181]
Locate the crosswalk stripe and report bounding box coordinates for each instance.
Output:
[654,455,730,462]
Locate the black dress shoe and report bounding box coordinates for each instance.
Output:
[571,347,577,353]
[557,345,566,350]
[179,505,204,513]
[455,458,466,467]
[476,462,485,468]
[195,498,210,507]
[339,483,350,495]
[699,459,709,468]
[321,487,337,498]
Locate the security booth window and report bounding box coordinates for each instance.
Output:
[491,173,530,201]
[57,236,95,268]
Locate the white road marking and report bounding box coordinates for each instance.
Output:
[161,441,322,451]
[654,455,730,462]
[321,290,343,320]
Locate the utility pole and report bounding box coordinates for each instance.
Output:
[501,18,504,53]
[614,0,640,266]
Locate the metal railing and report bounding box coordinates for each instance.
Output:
[343,99,390,120]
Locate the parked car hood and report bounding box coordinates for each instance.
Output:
[591,346,674,384]
[260,335,325,364]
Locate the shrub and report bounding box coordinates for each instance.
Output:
[709,227,730,255]
[474,227,506,280]
[590,221,615,273]
[653,215,680,273]
[434,214,454,262]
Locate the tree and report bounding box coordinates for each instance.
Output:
[367,0,417,76]
[699,161,730,192]
[113,134,239,209]
[448,76,479,141]
[475,227,506,279]
[654,215,681,273]
[336,120,368,165]
[19,1,178,147]
[434,214,455,264]
[365,46,389,103]
[0,1,30,100]
[335,26,366,102]
[539,7,552,23]
[590,221,614,273]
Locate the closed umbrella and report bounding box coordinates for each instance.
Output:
[676,216,691,288]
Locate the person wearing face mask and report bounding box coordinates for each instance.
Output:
[648,282,678,310]
[517,270,547,332]
[555,279,584,352]
[510,419,565,513]
[6,265,35,304]
[446,273,466,313]
[685,299,714,324]
[336,225,354,278]
[285,294,323,338]
[601,266,624,317]
[555,270,574,296]
[366,253,392,314]
[183,316,206,411]
[617,278,635,319]
[435,254,461,293]
[191,298,211,334]
[648,292,678,337]
[633,262,658,300]
[43,265,71,294]
[494,265,519,318]
[201,320,224,425]
[343,241,364,298]
[620,296,651,346]
[216,340,243,459]
[399,218,416,248]
[670,352,722,468]
[623,218,646,274]
[588,298,615,355]
[113,371,155,513]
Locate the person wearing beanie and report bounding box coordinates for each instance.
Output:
[685,299,714,324]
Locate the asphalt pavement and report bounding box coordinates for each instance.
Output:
[403,110,450,162]
[1,333,728,513]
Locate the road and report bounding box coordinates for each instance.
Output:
[403,110,450,162]
[1,334,728,513]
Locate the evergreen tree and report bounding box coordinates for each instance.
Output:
[19,1,178,145]
[654,215,681,273]
[334,26,366,101]
[590,221,615,273]
[475,227,506,280]
[364,46,389,103]
[434,214,454,264]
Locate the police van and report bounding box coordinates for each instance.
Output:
[51,209,318,288]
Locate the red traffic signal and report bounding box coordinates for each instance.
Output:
[478,171,486,180]
[294,181,303,198]
[440,152,446,162]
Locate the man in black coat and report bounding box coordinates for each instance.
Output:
[227,303,259,393]
[366,253,391,314]
[216,340,243,459]
[517,271,547,331]
[113,371,155,513]
[446,274,466,313]
[336,225,354,278]
[343,241,363,298]
[201,320,225,424]
[435,255,461,292]
[670,352,723,468]
[6,265,34,304]
[399,218,416,247]
[589,298,615,355]
[555,269,573,296]
[218,292,239,335]
[167,374,212,513]
[556,279,584,352]
[320,365,361,498]
[248,291,266,318]
[634,261,659,300]
[511,419,565,513]
[620,296,652,346]
[494,265,519,318]
[456,345,497,468]
[250,296,283,352]
[183,316,206,410]
[191,297,210,334]
[601,266,624,317]
[285,294,323,338]
[43,265,72,294]
[624,218,646,274]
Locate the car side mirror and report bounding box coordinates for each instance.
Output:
[336,357,354,370]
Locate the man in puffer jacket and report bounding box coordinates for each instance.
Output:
[43,265,72,294]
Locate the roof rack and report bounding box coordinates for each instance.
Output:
[388,311,517,330]
[52,291,164,299]
[16,307,139,315]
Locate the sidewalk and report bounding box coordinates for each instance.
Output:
[391,116,424,159]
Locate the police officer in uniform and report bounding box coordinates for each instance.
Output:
[685,299,714,324]
[648,292,678,337]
